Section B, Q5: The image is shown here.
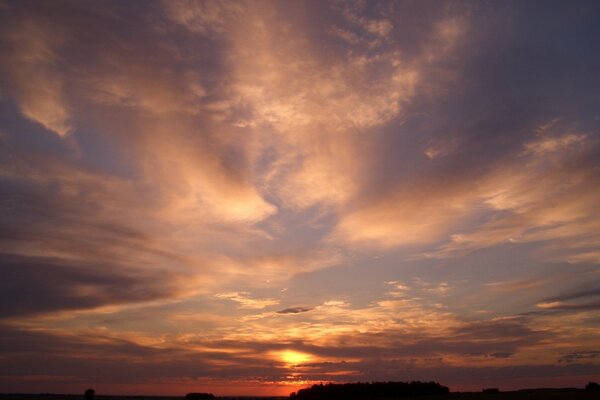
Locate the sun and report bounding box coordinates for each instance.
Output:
[275,350,314,366]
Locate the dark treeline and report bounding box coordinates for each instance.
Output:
[290,381,450,399]
[186,394,216,400]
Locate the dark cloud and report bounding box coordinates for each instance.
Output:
[538,284,600,311]
[0,253,177,318]
[547,287,600,302]
[0,325,214,390]
[559,350,600,364]
[543,302,600,311]
[0,144,189,321]
[276,306,313,314]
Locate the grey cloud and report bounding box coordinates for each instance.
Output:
[538,284,600,312]
[544,302,600,311]
[0,254,177,318]
[0,142,193,320]
[547,287,600,302]
[276,306,313,314]
[0,325,212,388]
[558,350,600,364]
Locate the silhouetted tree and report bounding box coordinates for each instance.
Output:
[186,393,216,400]
[290,381,449,400]
[586,382,600,391]
[482,388,499,393]
[84,389,95,400]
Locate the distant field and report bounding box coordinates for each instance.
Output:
[0,392,598,400]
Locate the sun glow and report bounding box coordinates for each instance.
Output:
[275,350,314,366]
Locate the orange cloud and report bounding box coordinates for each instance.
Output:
[215,292,279,309]
[331,125,600,267]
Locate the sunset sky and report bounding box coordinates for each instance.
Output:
[1,0,600,396]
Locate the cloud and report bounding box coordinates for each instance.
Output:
[536,301,600,311]
[334,127,600,264]
[329,26,360,44]
[324,1,600,260]
[215,292,279,309]
[215,291,550,364]
[545,287,600,302]
[483,278,549,292]
[137,121,277,224]
[163,0,241,35]
[1,0,600,393]
[332,182,476,248]
[337,1,393,41]
[558,351,600,364]
[1,19,72,137]
[174,309,550,372]
[209,1,424,211]
[536,285,600,311]
[468,132,600,261]
[0,322,589,394]
[522,132,588,157]
[0,253,178,319]
[277,307,313,315]
[83,69,207,116]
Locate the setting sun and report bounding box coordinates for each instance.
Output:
[275,350,314,366]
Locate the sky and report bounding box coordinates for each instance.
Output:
[0,0,599,396]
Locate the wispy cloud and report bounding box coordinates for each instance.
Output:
[2,19,72,137]
[215,292,279,310]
